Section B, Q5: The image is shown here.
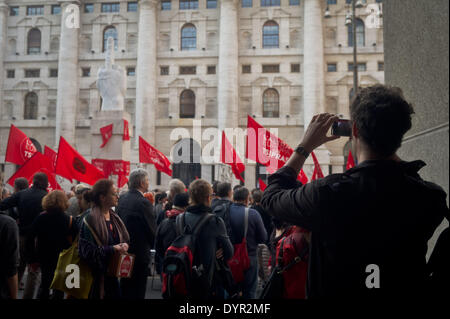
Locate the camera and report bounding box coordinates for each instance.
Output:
[331,119,352,137]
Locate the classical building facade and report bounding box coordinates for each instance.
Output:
[0,0,384,189]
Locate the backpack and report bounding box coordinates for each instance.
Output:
[161,212,214,299]
[226,208,250,284]
[212,201,233,240]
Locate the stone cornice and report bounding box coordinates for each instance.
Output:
[139,0,159,10]
[57,0,81,6]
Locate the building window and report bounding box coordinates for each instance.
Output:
[25,69,40,78]
[289,0,300,5]
[52,5,61,15]
[101,3,120,13]
[207,66,216,74]
[263,89,279,118]
[27,6,44,16]
[7,70,15,78]
[160,66,169,75]
[161,0,171,10]
[262,64,280,73]
[50,69,58,77]
[348,18,365,47]
[82,68,91,77]
[327,0,337,4]
[378,61,384,71]
[327,63,337,72]
[10,7,19,16]
[242,0,252,7]
[242,65,251,73]
[256,163,268,188]
[24,92,38,119]
[207,0,217,8]
[348,62,367,72]
[263,21,279,48]
[181,24,196,51]
[27,28,41,55]
[180,66,196,75]
[127,67,135,76]
[180,90,195,118]
[376,0,382,3]
[103,26,118,52]
[291,63,300,73]
[261,0,280,7]
[127,2,138,11]
[179,0,198,10]
[85,4,94,13]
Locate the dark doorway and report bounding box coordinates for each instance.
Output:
[172,138,201,187]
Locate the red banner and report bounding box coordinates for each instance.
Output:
[346,150,355,170]
[44,145,57,171]
[310,151,324,181]
[92,158,130,188]
[5,124,37,165]
[123,119,130,141]
[258,178,267,191]
[221,131,245,182]
[100,124,113,148]
[7,152,61,192]
[139,136,172,177]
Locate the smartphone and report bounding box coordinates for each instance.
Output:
[331,119,352,137]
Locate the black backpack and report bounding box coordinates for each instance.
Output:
[212,201,233,240]
[161,212,214,300]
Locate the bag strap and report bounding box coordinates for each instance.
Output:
[83,217,103,247]
[243,207,249,239]
[67,216,73,244]
[277,235,309,274]
[175,213,184,236]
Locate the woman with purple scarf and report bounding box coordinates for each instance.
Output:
[78,179,130,299]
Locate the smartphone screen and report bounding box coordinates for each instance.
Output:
[331,119,352,137]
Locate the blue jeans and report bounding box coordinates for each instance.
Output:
[242,256,258,299]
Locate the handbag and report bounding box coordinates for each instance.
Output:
[227,208,251,283]
[50,216,94,299]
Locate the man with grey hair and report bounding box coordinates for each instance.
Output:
[116,168,156,299]
[157,178,186,224]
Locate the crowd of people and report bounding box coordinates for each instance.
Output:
[0,84,448,300]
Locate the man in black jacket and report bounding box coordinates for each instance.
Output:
[117,168,156,299]
[261,85,448,298]
[0,172,48,299]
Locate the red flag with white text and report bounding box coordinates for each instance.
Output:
[139,136,172,177]
[44,146,58,171]
[100,124,113,148]
[5,124,37,165]
[221,131,245,182]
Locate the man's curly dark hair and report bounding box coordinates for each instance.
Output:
[350,85,415,157]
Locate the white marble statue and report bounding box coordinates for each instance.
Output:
[97,37,126,111]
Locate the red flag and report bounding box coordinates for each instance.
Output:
[310,151,324,181]
[44,146,57,171]
[118,174,128,188]
[258,178,267,191]
[5,124,37,165]
[346,150,355,170]
[55,137,106,185]
[139,136,172,177]
[7,152,61,192]
[100,124,113,148]
[221,131,245,182]
[123,119,130,141]
[246,116,308,183]
[91,158,112,178]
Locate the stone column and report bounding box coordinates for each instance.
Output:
[135,0,157,149]
[303,0,325,127]
[55,0,80,146]
[0,1,8,114]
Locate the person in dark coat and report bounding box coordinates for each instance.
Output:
[250,188,273,244]
[261,85,448,298]
[0,172,48,299]
[0,213,19,299]
[116,169,156,299]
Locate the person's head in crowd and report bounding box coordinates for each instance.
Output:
[128,168,150,193]
[70,185,75,193]
[155,192,168,206]
[188,179,213,207]
[350,85,414,161]
[173,193,190,211]
[1,187,10,200]
[80,188,94,212]
[168,179,186,202]
[42,190,69,214]
[216,182,232,199]
[32,172,48,190]
[251,188,263,205]
[14,177,29,193]
[233,184,241,192]
[233,186,250,206]
[91,179,117,212]
[212,181,220,199]
[144,192,155,205]
[66,191,75,199]
[75,184,91,212]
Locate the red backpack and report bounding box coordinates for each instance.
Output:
[227,208,250,283]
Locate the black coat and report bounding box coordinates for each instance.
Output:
[0,186,47,236]
[116,189,156,264]
[261,160,448,298]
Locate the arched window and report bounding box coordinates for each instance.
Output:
[24,92,38,119]
[27,28,41,54]
[263,21,279,48]
[348,19,365,47]
[181,24,196,51]
[263,89,279,117]
[103,26,118,52]
[180,90,195,118]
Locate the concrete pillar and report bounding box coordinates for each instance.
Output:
[135,0,157,149]
[303,0,325,127]
[0,1,8,113]
[55,0,80,146]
